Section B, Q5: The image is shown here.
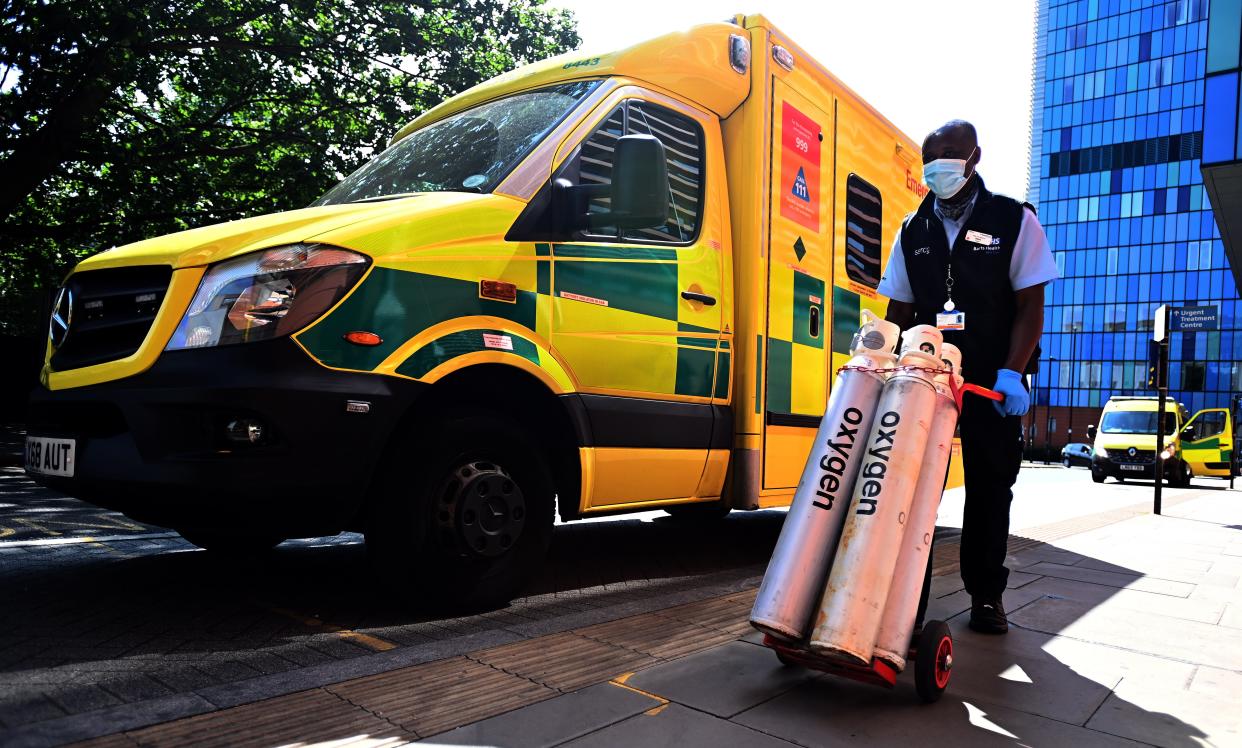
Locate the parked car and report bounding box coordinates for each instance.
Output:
[1061,443,1092,468]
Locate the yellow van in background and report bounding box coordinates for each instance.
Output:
[1088,396,1234,486]
[25,16,942,607]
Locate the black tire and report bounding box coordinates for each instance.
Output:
[366,413,555,612]
[1172,461,1192,488]
[1092,471,1106,483]
[179,530,283,557]
[663,502,731,522]
[914,620,953,704]
[1062,457,1072,468]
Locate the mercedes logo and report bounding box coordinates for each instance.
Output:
[49,286,72,348]
[1128,447,1137,457]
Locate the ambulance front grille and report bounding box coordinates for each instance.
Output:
[1113,449,1154,464]
[50,265,173,371]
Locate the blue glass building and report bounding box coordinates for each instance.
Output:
[1028,0,1242,443]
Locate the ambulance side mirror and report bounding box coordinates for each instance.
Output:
[1086,424,1097,441]
[607,134,669,230]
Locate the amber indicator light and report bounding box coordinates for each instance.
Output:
[480,279,518,303]
[343,331,383,346]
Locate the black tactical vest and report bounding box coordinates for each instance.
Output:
[899,178,1034,386]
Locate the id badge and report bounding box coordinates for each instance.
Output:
[936,311,966,331]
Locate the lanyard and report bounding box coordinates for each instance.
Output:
[944,264,956,312]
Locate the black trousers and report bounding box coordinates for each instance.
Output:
[957,394,1025,598]
[916,389,1025,620]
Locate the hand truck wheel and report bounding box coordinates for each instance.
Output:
[914,620,953,703]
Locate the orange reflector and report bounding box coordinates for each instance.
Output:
[480,279,518,302]
[343,331,383,346]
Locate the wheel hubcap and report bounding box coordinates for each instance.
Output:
[436,461,526,558]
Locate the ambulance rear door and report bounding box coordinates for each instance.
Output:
[1181,408,1232,477]
[761,78,834,491]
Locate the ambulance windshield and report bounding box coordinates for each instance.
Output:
[1100,411,1177,435]
[315,80,600,205]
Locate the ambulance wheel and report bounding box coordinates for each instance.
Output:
[1092,471,1106,483]
[366,413,554,612]
[914,620,952,703]
[1172,461,1192,488]
[663,501,731,521]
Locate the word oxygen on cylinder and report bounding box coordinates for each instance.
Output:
[854,410,901,516]
[810,406,865,512]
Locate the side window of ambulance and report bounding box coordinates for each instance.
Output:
[577,99,705,244]
[1190,411,1225,441]
[844,175,882,289]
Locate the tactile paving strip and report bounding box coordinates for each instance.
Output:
[327,655,557,738]
[468,631,660,693]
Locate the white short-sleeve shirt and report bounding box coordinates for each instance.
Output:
[877,196,1059,304]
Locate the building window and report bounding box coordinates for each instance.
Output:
[844,175,883,290]
[1184,361,1206,392]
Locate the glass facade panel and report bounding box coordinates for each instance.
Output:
[1030,0,1241,438]
[1203,72,1240,162]
[1207,0,1242,72]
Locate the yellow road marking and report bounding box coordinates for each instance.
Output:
[609,672,669,714]
[13,518,60,536]
[12,516,145,532]
[263,605,397,652]
[0,527,14,539]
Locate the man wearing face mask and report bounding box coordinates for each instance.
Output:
[878,120,1057,634]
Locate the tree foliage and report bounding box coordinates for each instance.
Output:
[0,0,579,325]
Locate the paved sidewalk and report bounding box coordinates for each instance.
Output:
[53,490,1241,747]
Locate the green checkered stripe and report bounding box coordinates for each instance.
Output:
[761,283,861,415]
[298,244,729,399]
[395,328,539,379]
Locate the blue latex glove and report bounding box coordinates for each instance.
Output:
[992,368,1030,417]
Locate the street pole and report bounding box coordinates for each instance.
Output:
[1154,305,1170,516]
[1067,324,1078,447]
[1044,356,1056,464]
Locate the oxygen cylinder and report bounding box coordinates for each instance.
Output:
[808,325,944,664]
[872,343,962,672]
[750,310,900,642]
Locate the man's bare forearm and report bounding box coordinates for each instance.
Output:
[1003,284,1045,373]
[885,299,915,330]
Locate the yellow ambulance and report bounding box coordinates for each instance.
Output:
[27,16,938,607]
[1088,396,1235,486]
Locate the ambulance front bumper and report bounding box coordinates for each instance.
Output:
[26,340,426,536]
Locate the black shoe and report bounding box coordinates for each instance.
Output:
[968,597,1008,634]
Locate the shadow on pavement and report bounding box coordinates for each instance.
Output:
[733,538,1215,747]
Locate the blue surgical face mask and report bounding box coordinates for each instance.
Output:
[923,147,977,199]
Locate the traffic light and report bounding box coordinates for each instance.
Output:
[1145,339,1161,389]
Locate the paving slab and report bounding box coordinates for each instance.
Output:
[1009,596,1242,670]
[1019,562,1195,597]
[1087,678,1236,748]
[1017,575,1228,625]
[625,641,816,719]
[420,681,659,747]
[733,676,1145,747]
[1218,603,1242,629]
[559,702,796,748]
[940,644,1119,724]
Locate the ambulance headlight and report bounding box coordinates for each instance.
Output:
[1094,447,1108,458]
[166,244,369,350]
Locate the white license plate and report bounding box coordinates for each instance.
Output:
[1119,464,1145,472]
[24,436,76,477]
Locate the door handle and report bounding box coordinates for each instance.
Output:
[681,290,716,306]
